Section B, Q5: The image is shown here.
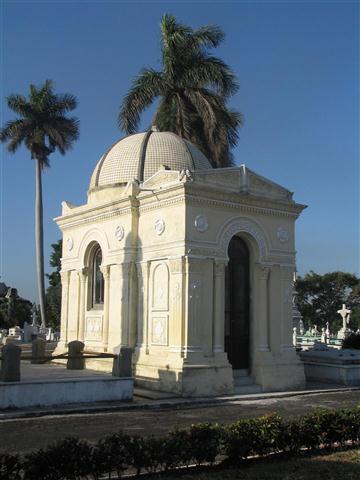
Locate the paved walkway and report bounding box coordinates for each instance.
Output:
[1,388,359,454]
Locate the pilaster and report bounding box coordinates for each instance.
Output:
[59,270,71,346]
[100,264,110,351]
[136,261,150,353]
[280,265,295,352]
[213,259,227,353]
[255,264,271,352]
[77,267,88,342]
[169,257,185,355]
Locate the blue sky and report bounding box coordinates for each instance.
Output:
[0,0,359,302]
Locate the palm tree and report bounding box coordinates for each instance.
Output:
[0,80,79,327]
[119,14,243,168]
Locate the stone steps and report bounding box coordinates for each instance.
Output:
[233,369,262,394]
[234,383,263,395]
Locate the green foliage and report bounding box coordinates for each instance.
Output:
[8,407,360,478]
[188,423,221,465]
[45,240,62,330]
[47,240,62,287]
[90,433,130,480]
[0,295,32,329]
[222,413,283,462]
[23,437,92,480]
[0,81,79,166]
[119,14,242,168]
[0,453,22,480]
[295,271,360,331]
[342,333,360,349]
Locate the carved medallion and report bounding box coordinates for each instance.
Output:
[277,227,289,243]
[194,215,208,232]
[154,218,165,236]
[66,237,74,252]
[151,317,168,345]
[115,225,125,241]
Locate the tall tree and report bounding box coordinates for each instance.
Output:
[119,14,243,168]
[0,81,79,327]
[45,240,62,330]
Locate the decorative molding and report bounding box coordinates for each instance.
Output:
[85,315,103,341]
[151,316,168,345]
[100,264,110,279]
[169,257,184,274]
[277,227,289,243]
[154,218,165,236]
[219,218,269,261]
[66,237,74,251]
[60,270,71,284]
[77,267,89,283]
[185,194,302,219]
[214,259,227,276]
[194,214,208,232]
[57,205,133,229]
[259,265,271,280]
[115,225,125,241]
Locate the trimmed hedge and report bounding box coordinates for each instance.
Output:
[1,407,360,479]
[342,333,360,349]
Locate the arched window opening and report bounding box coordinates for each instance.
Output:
[92,246,104,307]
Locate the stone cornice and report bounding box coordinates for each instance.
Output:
[138,189,304,219]
[55,200,137,230]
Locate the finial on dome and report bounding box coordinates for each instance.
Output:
[151,125,159,132]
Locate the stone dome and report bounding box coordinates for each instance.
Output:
[89,128,212,190]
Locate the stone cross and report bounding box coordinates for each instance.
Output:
[337,304,351,331]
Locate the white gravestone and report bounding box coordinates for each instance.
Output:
[337,304,351,339]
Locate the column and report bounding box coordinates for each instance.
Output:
[169,257,185,354]
[59,270,70,346]
[268,264,282,353]
[256,265,271,352]
[77,267,88,342]
[100,264,110,352]
[118,263,131,347]
[213,259,227,353]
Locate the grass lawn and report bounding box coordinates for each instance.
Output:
[160,449,360,479]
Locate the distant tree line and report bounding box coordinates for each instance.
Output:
[295,271,360,332]
[0,287,32,329]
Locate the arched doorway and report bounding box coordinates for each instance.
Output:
[225,236,250,370]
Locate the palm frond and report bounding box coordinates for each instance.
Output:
[182,55,239,97]
[188,24,224,50]
[119,68,165,133]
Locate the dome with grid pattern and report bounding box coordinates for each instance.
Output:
[89,128,212,190]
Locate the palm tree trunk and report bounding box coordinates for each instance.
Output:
[35,157,46,328]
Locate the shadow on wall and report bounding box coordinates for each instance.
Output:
[135,369,182,394]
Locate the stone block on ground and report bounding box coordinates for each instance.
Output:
[1,343,21,382]
[31,337,46,364]
[67,340,85,370]
[112,347,133,377]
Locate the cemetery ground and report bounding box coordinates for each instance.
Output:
[158,449,360,479]
[1,388,360,454]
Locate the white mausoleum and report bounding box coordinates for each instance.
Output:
[55,128,306,396]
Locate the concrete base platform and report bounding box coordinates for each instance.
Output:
[0,362,133,409]
[299,348,360,386]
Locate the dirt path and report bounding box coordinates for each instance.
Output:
[1,390,359,454]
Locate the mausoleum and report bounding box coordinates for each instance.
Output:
[55,127,306,396]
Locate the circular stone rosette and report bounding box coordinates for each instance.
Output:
[115,225,125,241]
[154,218,165,236]
[194,215,208,233]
